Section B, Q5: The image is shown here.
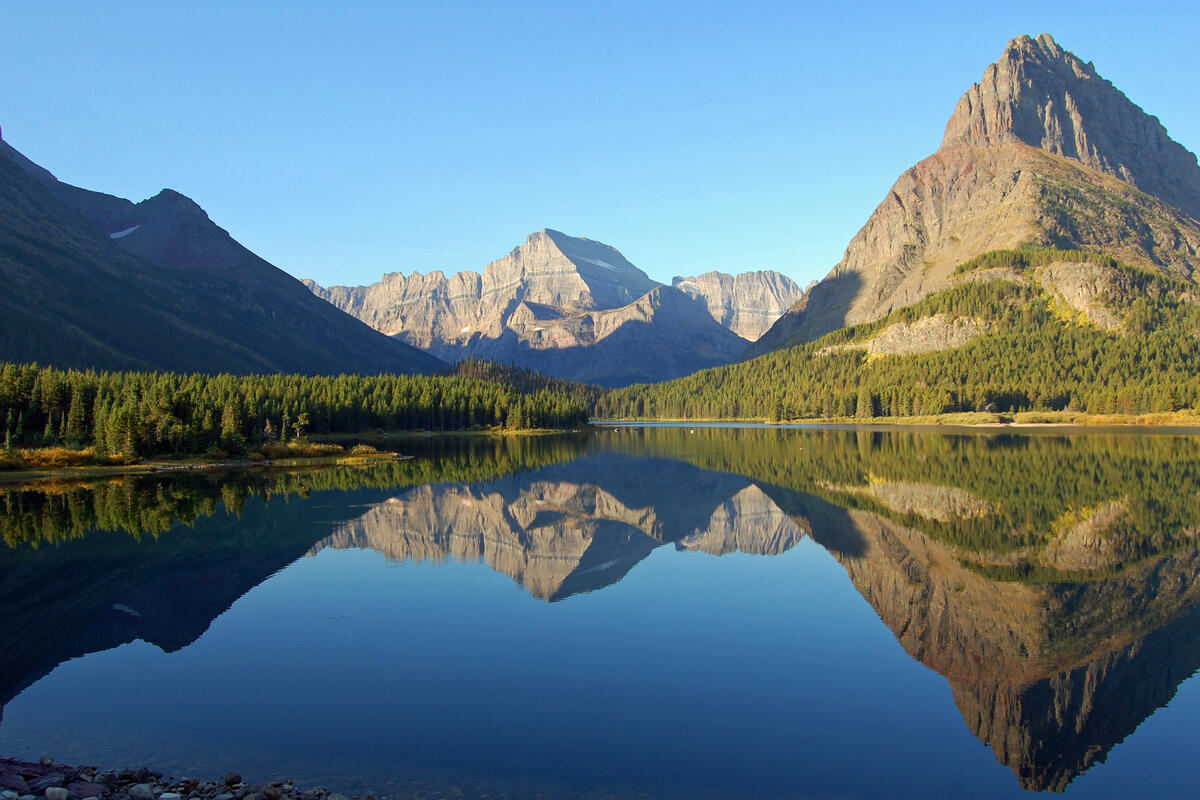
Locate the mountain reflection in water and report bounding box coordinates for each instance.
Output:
[2,426,1200,796]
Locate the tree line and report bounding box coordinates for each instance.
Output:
[598,258,1200,421]
[0,363,589,460]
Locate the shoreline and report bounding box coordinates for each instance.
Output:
[598,411,1200,431]
[0,426,587,486]
[0,758,355,800]
[0,452,407,487]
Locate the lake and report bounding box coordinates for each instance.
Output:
[3,425,1200,799]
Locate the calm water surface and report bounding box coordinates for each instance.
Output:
[3,426,1200,799]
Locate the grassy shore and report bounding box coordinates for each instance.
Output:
[0,441,405,484]
[602,410,1200,428]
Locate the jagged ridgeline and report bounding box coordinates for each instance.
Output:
[601,33,1200,420]
[306,229,804,387]
[0,363,589,462]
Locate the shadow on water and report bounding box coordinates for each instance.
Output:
[4,425,1200,794]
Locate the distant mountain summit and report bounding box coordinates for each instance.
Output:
[753,33,1200,353]
[0,132,443,375]
[308,231,802,386]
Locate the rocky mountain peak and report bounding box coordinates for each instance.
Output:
[940,33,1200,218]
[142,188,209,219]
[482,228,659,312]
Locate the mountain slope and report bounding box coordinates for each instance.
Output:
[602,248,1200,420]
[0,134,444,375]
[307,230,756,386]
[752,33,1200,354]
[671,270,804,340]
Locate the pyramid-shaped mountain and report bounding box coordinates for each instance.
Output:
[753,33,1200,353]
[308,230,801,386]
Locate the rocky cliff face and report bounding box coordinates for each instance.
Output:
[942,34,1200,219]
[310,230,660,344]
[308,232,802,384]
[671,271,804,340]
[753,33,1200,353]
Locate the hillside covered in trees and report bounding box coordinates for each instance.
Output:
[599,249,1200,421]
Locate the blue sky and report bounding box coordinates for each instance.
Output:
[2,1,1198,288]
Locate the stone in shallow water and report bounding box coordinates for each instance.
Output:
[1,774,30,794]
[44,789,69,800]
[26,778,64,795]
[128,785,155,800]
[223,776,241,789]
[159,793,182,800]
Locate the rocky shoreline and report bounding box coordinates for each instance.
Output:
[1,760,359,800]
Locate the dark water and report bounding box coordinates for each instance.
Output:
[4,425,1200,799]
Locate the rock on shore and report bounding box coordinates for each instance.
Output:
[0,760,350,800]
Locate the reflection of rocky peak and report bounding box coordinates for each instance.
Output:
[309,457,805,599]
[310,482,661,601]
[677,485,807,555]
[826,479,996,522]
[955,594,1200,792]
[792,486,1200,792]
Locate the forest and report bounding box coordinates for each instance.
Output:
[0,363,589,462]
[599,251,1200,421]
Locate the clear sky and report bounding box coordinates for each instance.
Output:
[2,0,1198,288]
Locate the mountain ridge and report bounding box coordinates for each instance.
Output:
[751,33,1200,355]
[0,134,444,375]
[307,230,800,386]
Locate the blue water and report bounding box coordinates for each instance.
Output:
[3,427,1199,798]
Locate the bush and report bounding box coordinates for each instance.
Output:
[261,441,345,460]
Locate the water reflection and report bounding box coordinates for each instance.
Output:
[310,455,806,601]
[2,427,1199,795]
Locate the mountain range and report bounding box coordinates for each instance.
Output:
[305,230,803,386]
[0,132,443,375]
[3,31,1198,413]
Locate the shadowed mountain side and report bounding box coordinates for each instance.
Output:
[748,271,863,356]
[0,482,408,721]
[430,303,750,387]
[308,455,807,600]
[0,137,443,375]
